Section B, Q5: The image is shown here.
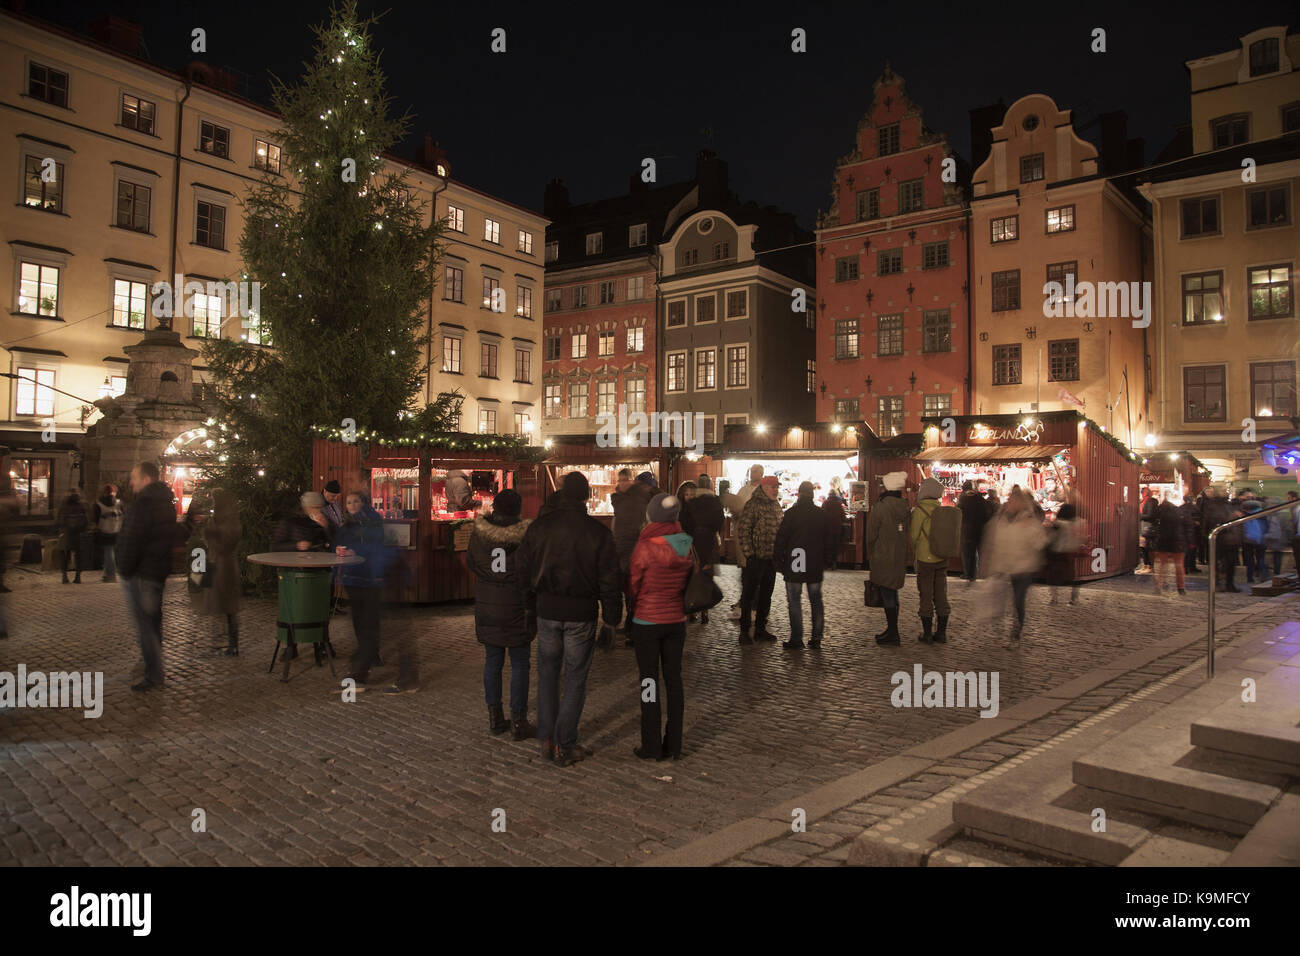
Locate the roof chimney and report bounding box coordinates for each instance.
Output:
[91,15,144,57]
[415,134,449,176]
[695,149,728,206]
[544,178,570,219]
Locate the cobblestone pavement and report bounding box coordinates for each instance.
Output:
[0,561,1273,866]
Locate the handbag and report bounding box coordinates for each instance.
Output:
[864,579,885,607]
[683,547,723,613]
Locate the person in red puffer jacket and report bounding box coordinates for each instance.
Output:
[628,492,694,762]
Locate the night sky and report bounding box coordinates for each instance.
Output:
[17,0,1299,225]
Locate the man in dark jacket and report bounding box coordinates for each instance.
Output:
[516,471,622,767]
[1152,493,1188,596]
[736,476,783,645]
[1180,496,1201,574]
[610,468,653,635]
[116,462,178,691]
[957,481,989,582]
[822,487,847,570]
[774,481,834,649]
[1200,487,1242,592]
[57,488,88,584]
[272,492,333,551]
[685,475,725,623]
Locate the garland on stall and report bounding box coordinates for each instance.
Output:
[310,423,547,461]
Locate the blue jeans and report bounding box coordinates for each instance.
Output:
[536,619,597,752]
[785,580,824,643]
[101,543,117,581]
[122,576,165,684]
[484,644,531,714]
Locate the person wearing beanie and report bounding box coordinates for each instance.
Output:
[774,480,835,649]
[272,490,333,552]
[735,477,783,644]
[628,492,694,760]
[517,472,622,767]
[867,472,911,645]
[636,471,658,490]
[466,489,535,738]
[909,476,960,644]
[610,467,654,638]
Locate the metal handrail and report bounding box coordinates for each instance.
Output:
[1206,498,1296,678]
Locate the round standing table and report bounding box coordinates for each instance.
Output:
[247,552,364,682]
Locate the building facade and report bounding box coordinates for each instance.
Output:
[815,65,971,438]
[970,93,1150,448]
[1137,26,1300,487]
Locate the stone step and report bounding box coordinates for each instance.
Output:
[1224,785,1300,867]
[1190,660,1300,771]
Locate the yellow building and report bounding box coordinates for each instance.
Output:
[1137,26,1300,488]
[970,94,1150,448]
[0,10,544,522]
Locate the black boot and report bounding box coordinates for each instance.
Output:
[510,711,535,740]
[489,704,509,735]
[918,616,933,643]
[876,608,901,645]
[934,615,949,643]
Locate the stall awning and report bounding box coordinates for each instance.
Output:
[915,444,1068,463]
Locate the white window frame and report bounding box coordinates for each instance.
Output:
[112,162,159,233]
[598,329,615,357]
[111,276,150,329]
[596,378,617,416]
[253,138,282,174]
[625,376,646,413]
[585,232,603,255]
[629,223,648,247]
[570,331,588,359]
[627,275,645,300]
[189,290,223,338]
[666,349,688,392]
[478,406,498,435]
[517,229,533,254]
[513,347,532,384]
[18,135,73,213]
[26,58,71,108]
[14,250,64,318]
[484,217,501,244]
[446,204,465,232]
[725,344,749,390]
[698,414,718,445]
[441,329,464,373]
[14,364,57,418]
[666,297,688,328]
[197,117,232,160]
[544,383,562,418]
[568,381,589,418]
[695,348,717,391]
[724,287,749,321]
[516,285,533,319]
[626,325,644,353]
[724,414,750,426]
[545,288,562,312]
[193,191,229,250]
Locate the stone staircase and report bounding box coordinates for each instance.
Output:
[849,621,1300,867]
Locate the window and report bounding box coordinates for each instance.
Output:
[23,156,63,212]
[444,266,464,302]
[570,332,587,359]
[480,341,499,378]
[696,296,716,323]
[681,249,699,267]
[545,240,558,263]
[1182,271,1223,325]
[195,200,226,249]
[1184,365,1225,422]
[11,458,52,516]
[878,249,903,276]
[117,181,150,231]
[923,393,952,417]
[876,314,904,356]
[599,280,616,305]
[807,359,816,394]
[626,326,644,353]
[626,378,646,412]
[482,276,501,310]
[629,223,648,247]
[442,335,462,373]
[1249,265,1293,320]
[18,262,60,316]
[1180,196,1220,238]
[568,382,588,418]
[516,286,533,319]
[702,417,717,444]
[1020,153,1044,183]
[446,205,465,232]
[666,352,687,392]
[857,188,880,221]
[667,301,686,327]
[1210,114,1249,149]
[109,375,127,397]
[572,286,588,309]
[544,334,561,361]
[596,380,617,415]
[479,408,497,434]
[835,256,860,282]
[835,399,859,421]
[598,330,615,356]
[514,412,531,436]
[992,344,1021,385]
[835,318,859,359]
[15,368,55,416]
[878,123,900,156]
[726,290,748,318]
[724,414,750,427]
[112,279,148,329]
[877,397,905,437]
[585,232,603,255]
[28,63,68,107]
[1249,38,1280,77]
[1045,205,1075,233]
[243,311,268,346]
[898,179,924,213]
[545,384,562,417]
[1284,102,1300,134]
[1048,339,1080,381]
[1251,362,1295,417]
[727,345,749,388]
[518,229,533,254]
[627,276,644,299]
[191,292,222,338]
[992,269,1021,312]
[254,139,281,174]
[922,310,951,353]
[922,242,949,270]
[546,289,562,312]
[1046,260,1078,293]
[713,241,730,260]
[199,120,230,158]
[1247,185,1290,229]
[484,218,501,244]
[991,215,1018,243]
[696,349,716,389]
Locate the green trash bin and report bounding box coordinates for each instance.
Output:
[276,568,333,645]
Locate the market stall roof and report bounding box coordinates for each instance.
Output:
[916,445,1068,463]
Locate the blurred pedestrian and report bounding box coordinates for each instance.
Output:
[272,491,332,552]
[465,489,534,738]
[1047,491,1083,605]
[910,476,960,643]
[867,472,910,646]
[1263,498,1288,578]
[611,468,653,639]
[1152,492,1188,597]
[1201,487,1242,592]
[822,480,847,571]
[984,488,1048,647]
[203,488,243,655]
[722,465,764,619]
[684,475,724,623]
[1240,497,1267,584]
[93,484,123,583]
[957,480,990,582]
[116,462,178,691]
[628,492,693,760]
[775,481,834,649]
[1180,494,1201,574]
[321,480,348,614]
[1289,491,1300,575]
[736,475,782,645]
[1139,487,1157,571]
[57,487,88,584]
[335,491,397,690]
[0,476,17,635]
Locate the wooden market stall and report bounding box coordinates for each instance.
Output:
[1138,450,1213,504]
[541,439,672,531]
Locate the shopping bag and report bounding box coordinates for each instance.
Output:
[864,579,885,607]
[683,549,723,613]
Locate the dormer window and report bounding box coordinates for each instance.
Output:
[1249,37,1280,77]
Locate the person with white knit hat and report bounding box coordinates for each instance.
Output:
[867,472,910,645]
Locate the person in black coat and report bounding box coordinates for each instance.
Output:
[822,486,847,570]
[272,492,333,552]
[465,490,535,739]
[774,481,835,649]
[1180,497,1201,573]
[334,492,399,689]
[116,462,179,691]
[56,488,89,584]
[1151,495,1188,596]
[957,481,990,582]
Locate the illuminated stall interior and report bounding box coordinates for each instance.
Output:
[919,447,1074,517]
[162,427,214,516]
[720,455,858,511]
